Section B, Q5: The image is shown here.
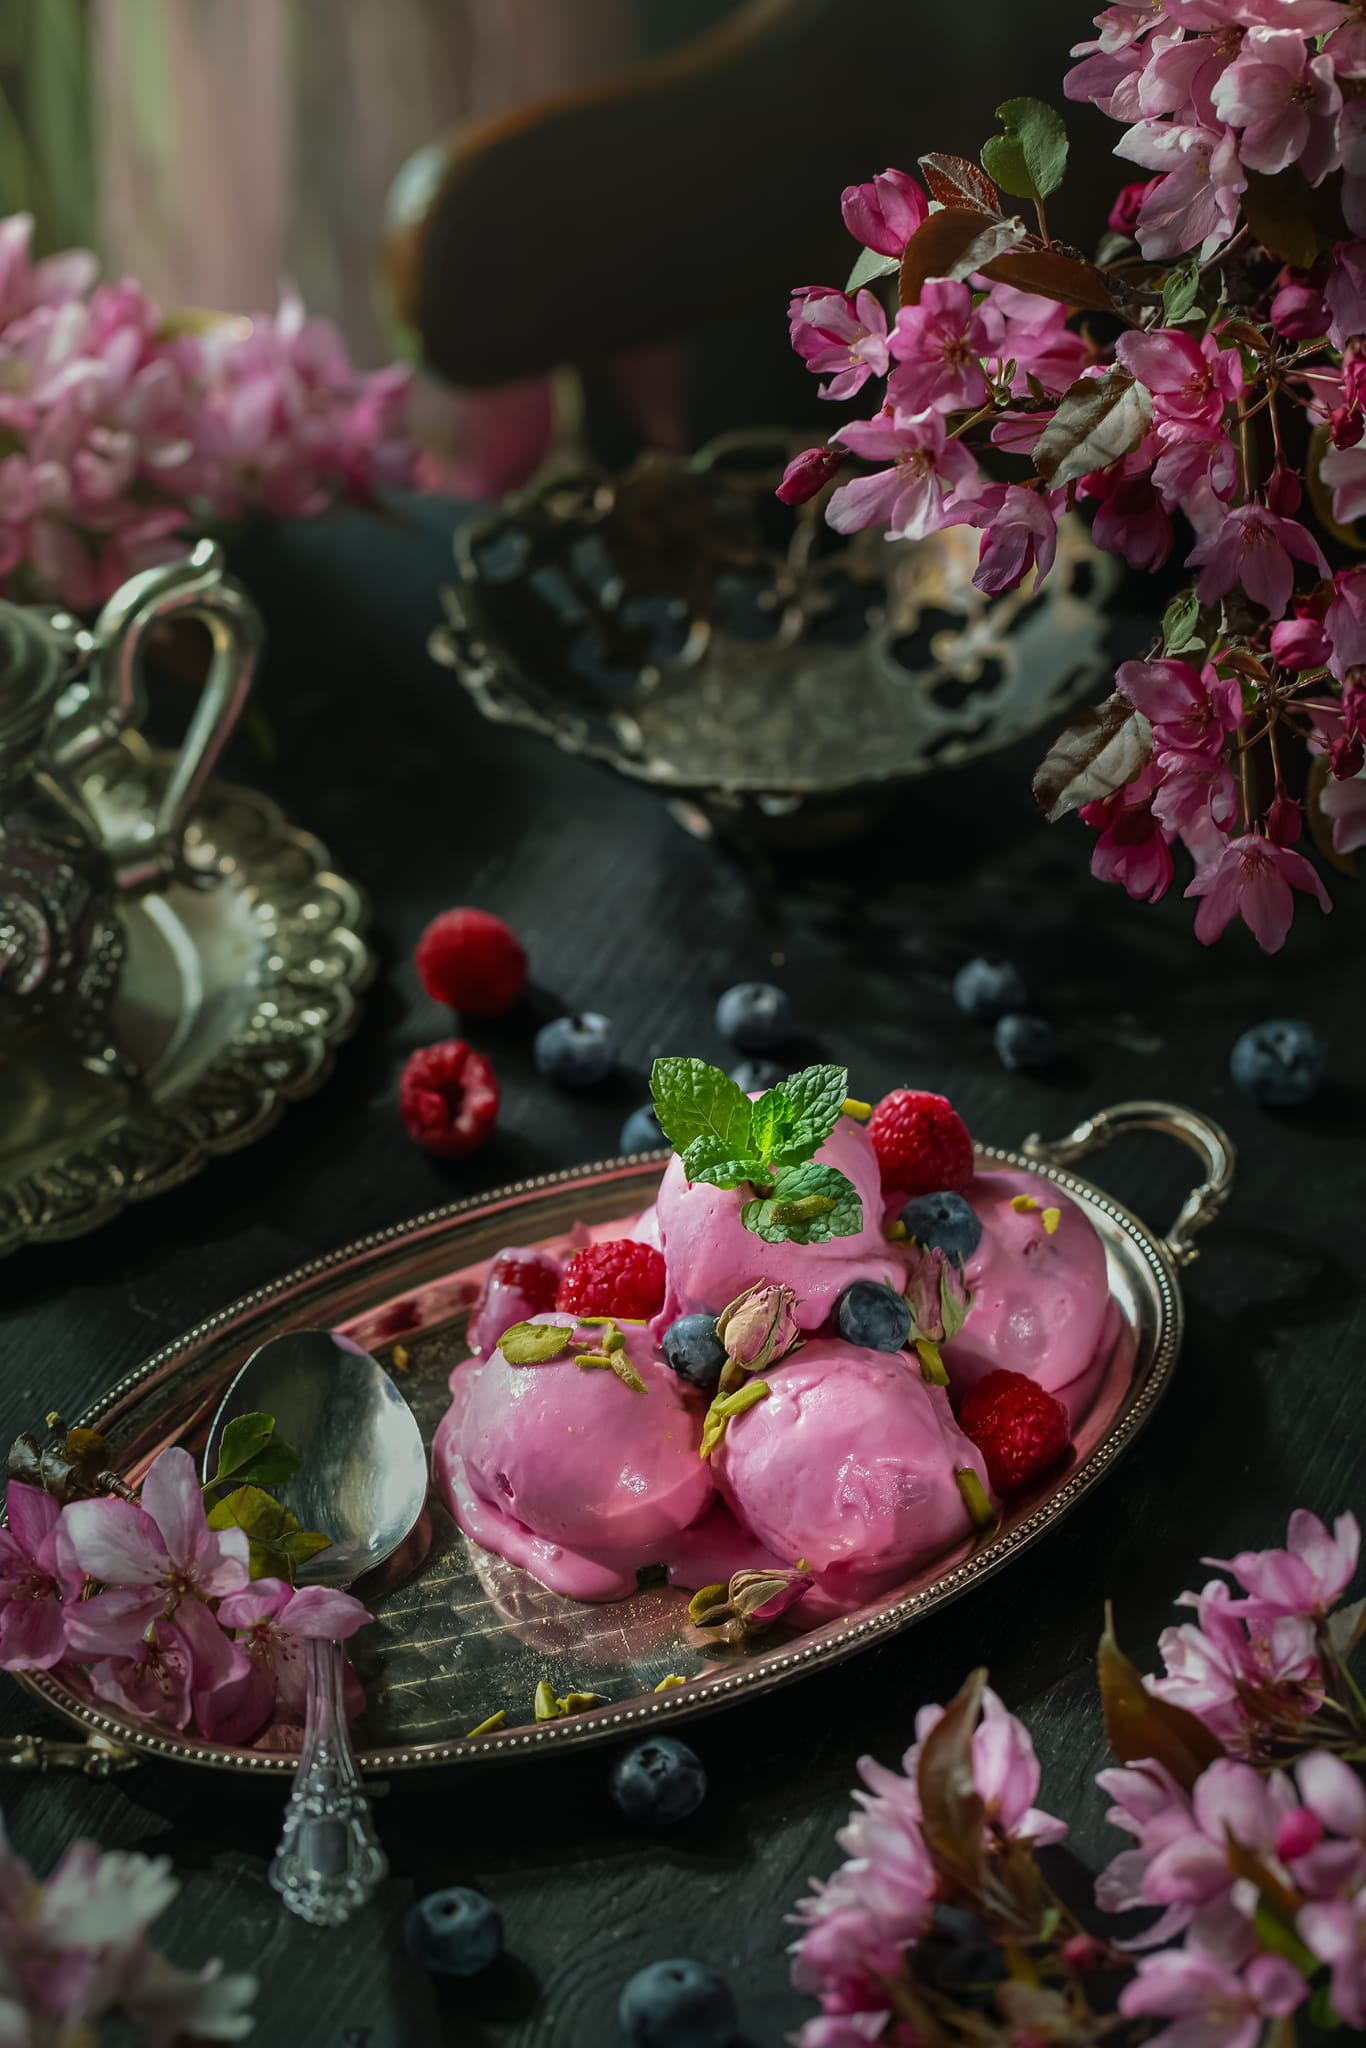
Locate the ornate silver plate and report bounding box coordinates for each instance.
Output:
[0,738,373,1255]
[13,1101,1232,1777]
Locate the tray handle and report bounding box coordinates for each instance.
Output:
[1022,1099,1235,1268]
[0,1732,136,1778]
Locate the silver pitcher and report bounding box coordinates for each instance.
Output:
[0,538,261,1073]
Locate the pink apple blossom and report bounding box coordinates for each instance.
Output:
[1116,119,1247,259]
[1184,831,1332,949]
[1116,656,1242,757]
[979,281,1091,397]
[903,1687,1068,1846]
[1065,43,1149,118]
[1271,612,1332,669]
[1151,433,1239,534]
[1211,29,1342,180]
[1319,433,1366,524]
[1120,1948,1306,2048]
[0,1481,80,1670]
[828,409,983,541]
[1299,1890,1366,2028]
[1271,269,1331,339]
[1212,1507,1360,1617]
[1138,33,1237,124]
[85,1603,247,1733]
[1326,566,1366,678]
[1116,327,1243,431]
[1148,1576,1322,1752]
[967,482,1059,595]
[1151,753,1239,862]
[1082,761,1176,902]
[1319,763,1366,852]
[840,169,928,259]
[888,280,999,416]
[199,1577,369,1746]
[1325,239,1366,349]
[1088,459,1175,571]
[1187,503,1329,616]
[789,287,891,402]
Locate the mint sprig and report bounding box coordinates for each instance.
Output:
[650,1057,863,1245]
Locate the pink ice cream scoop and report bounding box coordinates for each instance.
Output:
[945,1170,1115,1408]
[654,1115,908,1332]
[434,1314,714,1601]
[711,1338,990,1605]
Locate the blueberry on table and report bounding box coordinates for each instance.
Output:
[835,1279,913,1353]
[1230,1018,1326,1107]
[714,981,790,1051]
[729,1058,786,1093]
[953,957,1027,1021]
[662,1313,727,1390]
[404,1887,502,1977]
[621,1103,665,1153]
[619,1959,737,2048]
[994,1013,1056,1073]
[533,1012,618,1086]
[901,1190,982,1262]
[610,1735,708,1823]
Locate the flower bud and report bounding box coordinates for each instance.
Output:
[1270,272,1330,342]
[1266,461,1302,517]
[1330,404,1364,451]
[776,444,846,506]
[688,1565,813,1636]
[1270,614,1330,671]
[716,1283,801,1371]
[1108,177,1160,239]
[1266,792,1302,846]
[840,167,928,257]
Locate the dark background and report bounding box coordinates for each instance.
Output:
[1,496,1362,2045]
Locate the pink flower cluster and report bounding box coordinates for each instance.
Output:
[0,1807,255,2043]
[0,212,415,612]
[0,1448,368,1747]
[779,0,1366,952]
[790,1507,1366,2047]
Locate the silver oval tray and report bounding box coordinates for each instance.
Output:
[16,1101,1232,1776]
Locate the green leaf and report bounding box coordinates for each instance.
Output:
[771,1064,849,1163]
[1254,1897,1318,1978]
[845,245,899,293]
[742,1161,863,1245]
[750,1089,797,1159]
[214,1412,274,1480]
[650,1057,753,1159]
[499,1321,573,1363]
[207,1484,332,1583]
[980,98,1068,205]
[681,1134,760,1189]
[1163,588,1202,654]
[940,1267,972,1344]
[1310,1984,1343,2030]
[1162,254,1202,325]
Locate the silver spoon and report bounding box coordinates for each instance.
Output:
[204,1328,427,1927]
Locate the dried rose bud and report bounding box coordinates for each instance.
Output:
[716,1284,801,1372]
[903,1246,949,1343]
[689,1565,813,1636]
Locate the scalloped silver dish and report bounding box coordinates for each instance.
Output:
[13,1101,1232,1776]
[0,738,373,1255]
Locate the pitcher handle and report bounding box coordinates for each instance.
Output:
[1021,1099,1236,1268]
[46,539,262,892]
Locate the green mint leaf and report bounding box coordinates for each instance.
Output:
[206,1484,332,1584]
[981,98,1068,204]
[770,1064,849,1164]
[742,1161,863,1245]
[749,1089,797,1159]
[499,1321,573,1363]
[681,1134,759,1190]
[1162,254,1201,325]
[651,1057,753,1159]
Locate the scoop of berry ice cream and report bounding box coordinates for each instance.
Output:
[654,1114,908,1333]
[466,1247,563,1357]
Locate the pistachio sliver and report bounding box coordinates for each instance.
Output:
[1043,1207,1061,1236]
[915,1338,949,1386]
[956,1465,998,1533]
[466,1710,506,1737]
[501,1321,573,1364]
[699,1378,770,1459]
[654,1674,686,1691]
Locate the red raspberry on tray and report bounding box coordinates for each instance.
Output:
[556,1240,666,1320]
[868,1088,974,1196]
[959,1369,1070,1495]
[415,907,527,1016]
[399,1040,499,1157]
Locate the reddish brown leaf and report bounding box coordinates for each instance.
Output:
[979,245,1116,314]
[917,1666,988,1890]
[900,209,1029,306]
[1034,367,1152,488]
[1217,648,1270,685]
[1099,1605,1225,1792]
[918,152,1001,216]
[1033,693,1152,822]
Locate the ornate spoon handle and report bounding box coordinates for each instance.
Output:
[268,1635,387,1926]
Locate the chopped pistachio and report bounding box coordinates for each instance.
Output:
[561,1691,602,1714]
[575,1350,614,1370]
[956,1466,999,1533]
[501,1321,574,1364]
[700,1378,771,1459]
[915,1338,949,1386]
[533,1680,561,1721]
[390,1344,410,1372]
[841,1098,873,1121]
[1010,1194,1040,1213]
[654,1674,686,1692]
[466,1710,505,1736]
[609,1353,648,1393]
[604,1329,626,1353]
[884,1218,908,1241]
[1043,1207,1061,1236]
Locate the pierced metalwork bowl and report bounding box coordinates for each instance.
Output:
[430,431,1120,846]
[9,1100,1232,1779]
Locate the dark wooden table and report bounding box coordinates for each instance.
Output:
[3,497,1361,2048]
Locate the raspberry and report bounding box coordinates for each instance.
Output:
[959,1369,1070,1495]
[868,1089,974,1196]
[487,1254,560,1315]
[414,908,527,1017]
[556,1240,666,1320]
[399,1040,499,1158]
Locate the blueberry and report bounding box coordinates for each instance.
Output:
[1230,1018,1327,1107]
[404,1886,502,1977]
[714,982,791,1051]
[835,1279,912,1353]
[619,1959,737,2048]
[533,1011,618,1087]
[729,1058,786,1093]
[620,1104,664,1153]
[953,957,1027,1021]
[662,1313,727,1390]
[994,1013,1056,1073]
[610,1736,708,1824]
[902,1190,982,1262]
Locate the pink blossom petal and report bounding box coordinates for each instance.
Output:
[57,1495,167,1588]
